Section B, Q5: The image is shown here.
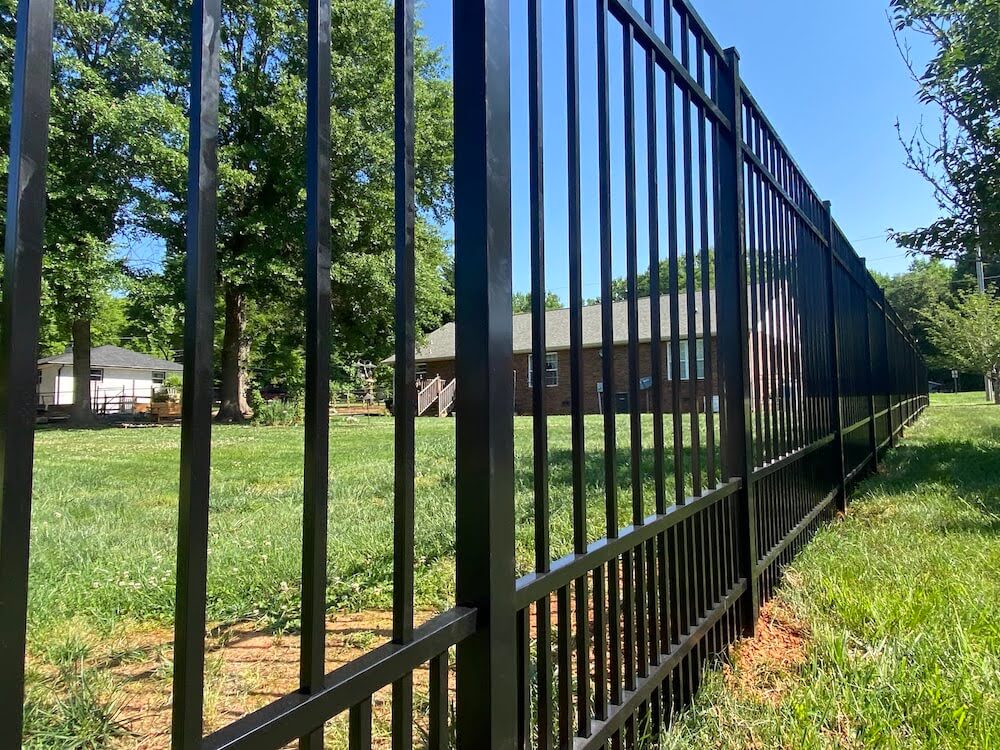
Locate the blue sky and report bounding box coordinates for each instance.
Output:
[126,1,939,296]
[418,0,940,298]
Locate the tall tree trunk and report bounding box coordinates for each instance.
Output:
[216,284,251,422]
[71,318,95,424]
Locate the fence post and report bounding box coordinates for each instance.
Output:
[452,1,518,748]
[821,203,847,512]
[0,0,55,746]
[716,48,760,635]
[861,260,879,472]
[881,291,896,448]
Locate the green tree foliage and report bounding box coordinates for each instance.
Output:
[875,258,954,368]
[37,290,128,355]
[120,268,183,360]
[1,0,174,421]
[586,254,715,305]
[923,290,1000,401]
[890,0,1000,262]
[512,291,563,314]
[135,0,454,421]
[953,250,1000,296]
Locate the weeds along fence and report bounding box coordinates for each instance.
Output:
[0,0,928,749]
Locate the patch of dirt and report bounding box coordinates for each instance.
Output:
[102,610,446,750]
[723,599,810,706]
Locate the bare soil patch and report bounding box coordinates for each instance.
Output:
[723,599,809,706]
[99,610,445,749]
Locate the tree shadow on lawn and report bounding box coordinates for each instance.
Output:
[931,399,998,408]
[864,430,1000,535]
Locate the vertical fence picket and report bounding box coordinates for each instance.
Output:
[391,0,417,746]
[429,652,449,750]
[862,260,879,472]
[881,290,896,450]
[642,0,667,680]
[528,0,554,746]
[596,0,623,713]
[348,700,373,750]
[300,0,333,746]
[0,0,55,744]
[171,0,222,745]
[822,203,847,511]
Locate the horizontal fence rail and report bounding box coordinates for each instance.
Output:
[0,0,928,749]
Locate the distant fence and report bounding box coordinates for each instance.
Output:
[0,0,927,748]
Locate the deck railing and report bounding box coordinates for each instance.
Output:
[437,379,456,417]
[416,376,443,416]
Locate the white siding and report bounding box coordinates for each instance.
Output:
[37,364,171,413]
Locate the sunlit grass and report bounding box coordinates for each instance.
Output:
[659,396,1000,749]
[28,414,718,640]
[24,412,718,747]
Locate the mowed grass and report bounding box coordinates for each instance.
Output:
[27,414,716,639]
[928,389,995,407]
[660,395,1000,749]
[25,413,716,746]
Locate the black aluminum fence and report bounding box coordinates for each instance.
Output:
[0,0,928,749]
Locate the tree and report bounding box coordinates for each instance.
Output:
[953,250,1000,297]
[1,0,173,422]
[120,267,184,360]
[890,0,1000,264]
[924,290,1000,402]
[512,291,563,314]
[874,259,954,367]
[35,287,128,357]
[585,253,715,306]
[137,0,454,421]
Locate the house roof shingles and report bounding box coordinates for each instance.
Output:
[38,345,183,372]
[407,292,717,362]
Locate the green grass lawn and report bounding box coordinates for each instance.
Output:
[26,397,998,748]
[928,389,996,407]
[660,395,1000,749]
[25,413,716,747]
[27,414,716,640]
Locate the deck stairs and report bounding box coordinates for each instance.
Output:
[416,377,456,417]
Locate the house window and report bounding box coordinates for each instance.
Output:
[528,352,559,388]
[415,363,427,380]
[37,369,43,385]
[90,368,104,382]
[666,339,705,381]
[152,371,166,386]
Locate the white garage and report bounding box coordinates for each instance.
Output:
[37,345,183,414]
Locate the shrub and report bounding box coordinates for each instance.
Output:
[251,398,302,426]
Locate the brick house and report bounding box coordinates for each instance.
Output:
[410,293,718,416]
